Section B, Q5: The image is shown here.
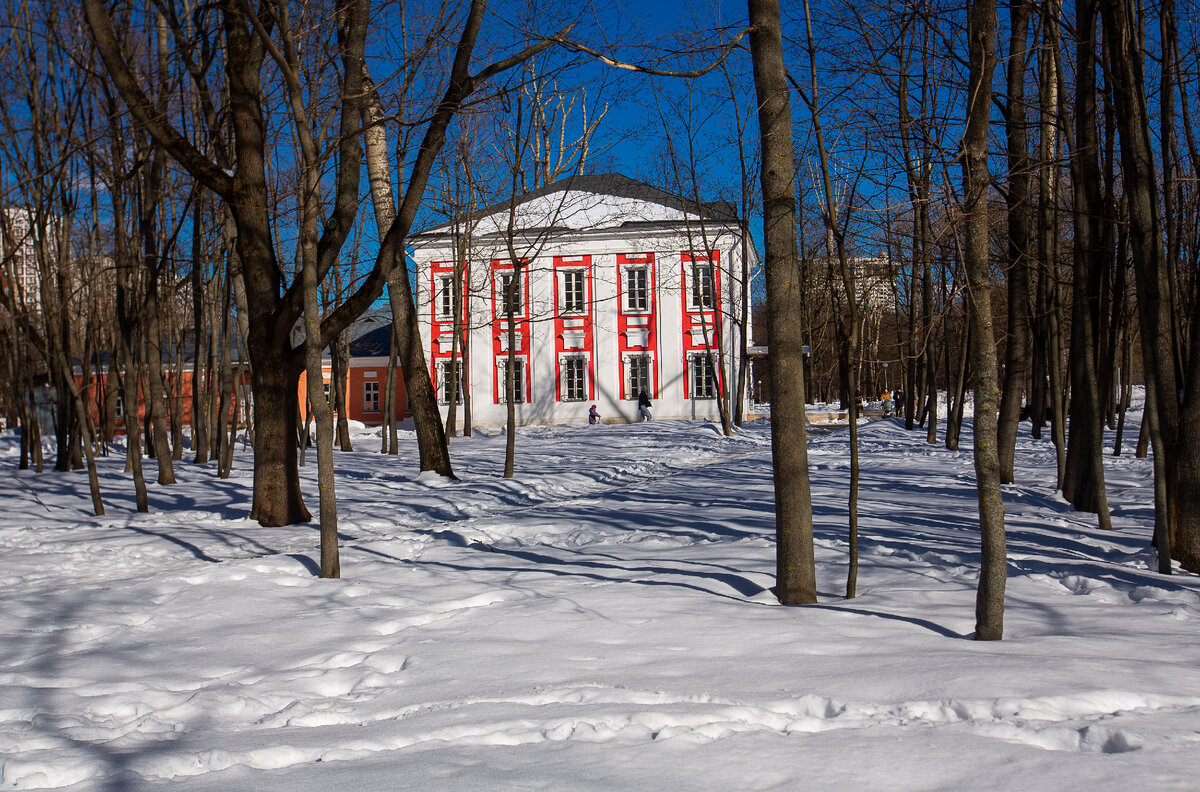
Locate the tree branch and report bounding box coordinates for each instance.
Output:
[82,0,234,198]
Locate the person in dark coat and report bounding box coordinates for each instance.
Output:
[588,404,600,425]
[637,389,652,421]
[894,389,906,418]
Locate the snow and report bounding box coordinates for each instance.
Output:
[1,406,1197,790]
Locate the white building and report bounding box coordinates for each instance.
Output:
[1,208,42,314]
[410,174,756,427]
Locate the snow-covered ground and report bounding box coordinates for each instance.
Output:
[2,408,1197,791]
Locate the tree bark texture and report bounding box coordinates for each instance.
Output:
[1101,0,1200,569]
[997,0,1033,483]
[964,0,1007,641]
[1063,0,1112,529]
[749,0,817,605]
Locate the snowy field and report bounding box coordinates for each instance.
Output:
[2,409,1198,791]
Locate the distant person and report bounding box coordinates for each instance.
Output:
[638,389,653,421]
[894,389,906,418]
[880,389,894,416]
[588,404,600,425]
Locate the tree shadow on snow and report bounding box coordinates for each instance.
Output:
[18,593,210,792]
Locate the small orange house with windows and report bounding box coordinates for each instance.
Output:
[299,318,411,426]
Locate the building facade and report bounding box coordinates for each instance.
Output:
[296,310,412,427]
[1,208,43,314]
[410,175,755,427]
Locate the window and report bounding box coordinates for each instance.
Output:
[562,269,585,313]
[322,381,333,411]
[625,267,648,312]
[498,272,522,316]
[499,359,525,403]
[562,356,586,402]
[691,354,717,399]
[627,354,651,400]
[114,393,124,419]
[437,275,454,318]
[690,264,714,309]
[440,360,464,405]
[363,381,379,413]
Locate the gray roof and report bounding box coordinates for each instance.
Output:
[349,324,394,358]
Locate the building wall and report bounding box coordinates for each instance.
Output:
[298,358,411,426]
[413,225,751,427]
[76,369,251,434]
[1,208,43,313]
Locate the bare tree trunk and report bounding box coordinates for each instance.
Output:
[750,0,817,605]
[332,327,353,451]
[800,0,858,597]
[191,202,210,463]
[922,249,937,444]
[997,0,1033,483]
[1064,0,1112,529]
[502,261,525,479]
[216,249,235,480]
[443,236,467,443]
[1040,1,1067,483]
[946,319,971,452]
[1113,329,1133,455]
[382,329,396,453]
[1102,0,1195,569]
[387,325,400,453]
[964,0,1007,640]
[359,67,453,476]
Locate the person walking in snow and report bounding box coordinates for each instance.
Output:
[588,404,600,425]
[637,389,653,421]
[894,388,906,418]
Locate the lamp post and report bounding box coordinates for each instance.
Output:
[883,361,889,391]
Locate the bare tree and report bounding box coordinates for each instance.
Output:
[996,0,1033,484]
[1063,0,1112,530]
[86,0,568,524]
[749,0,817,605]
[794,0,863,598]
[963,0,1006,640]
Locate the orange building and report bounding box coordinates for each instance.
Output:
[75,316,411,434]
[299,322,411,426]
[77,366,251,436]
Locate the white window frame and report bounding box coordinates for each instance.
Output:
[624,353,653,401]
[560,354,587,402]
[688,262,715,311]
[690,353,718,400]
[439,359,464,405]
[560,268,586,314]
[437,274,454,319]
[363,380,380,413]
[496,271,523,317]
[496,357,527,404]
[624,265,649,313]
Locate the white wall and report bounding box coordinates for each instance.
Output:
[412,200,753,428]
